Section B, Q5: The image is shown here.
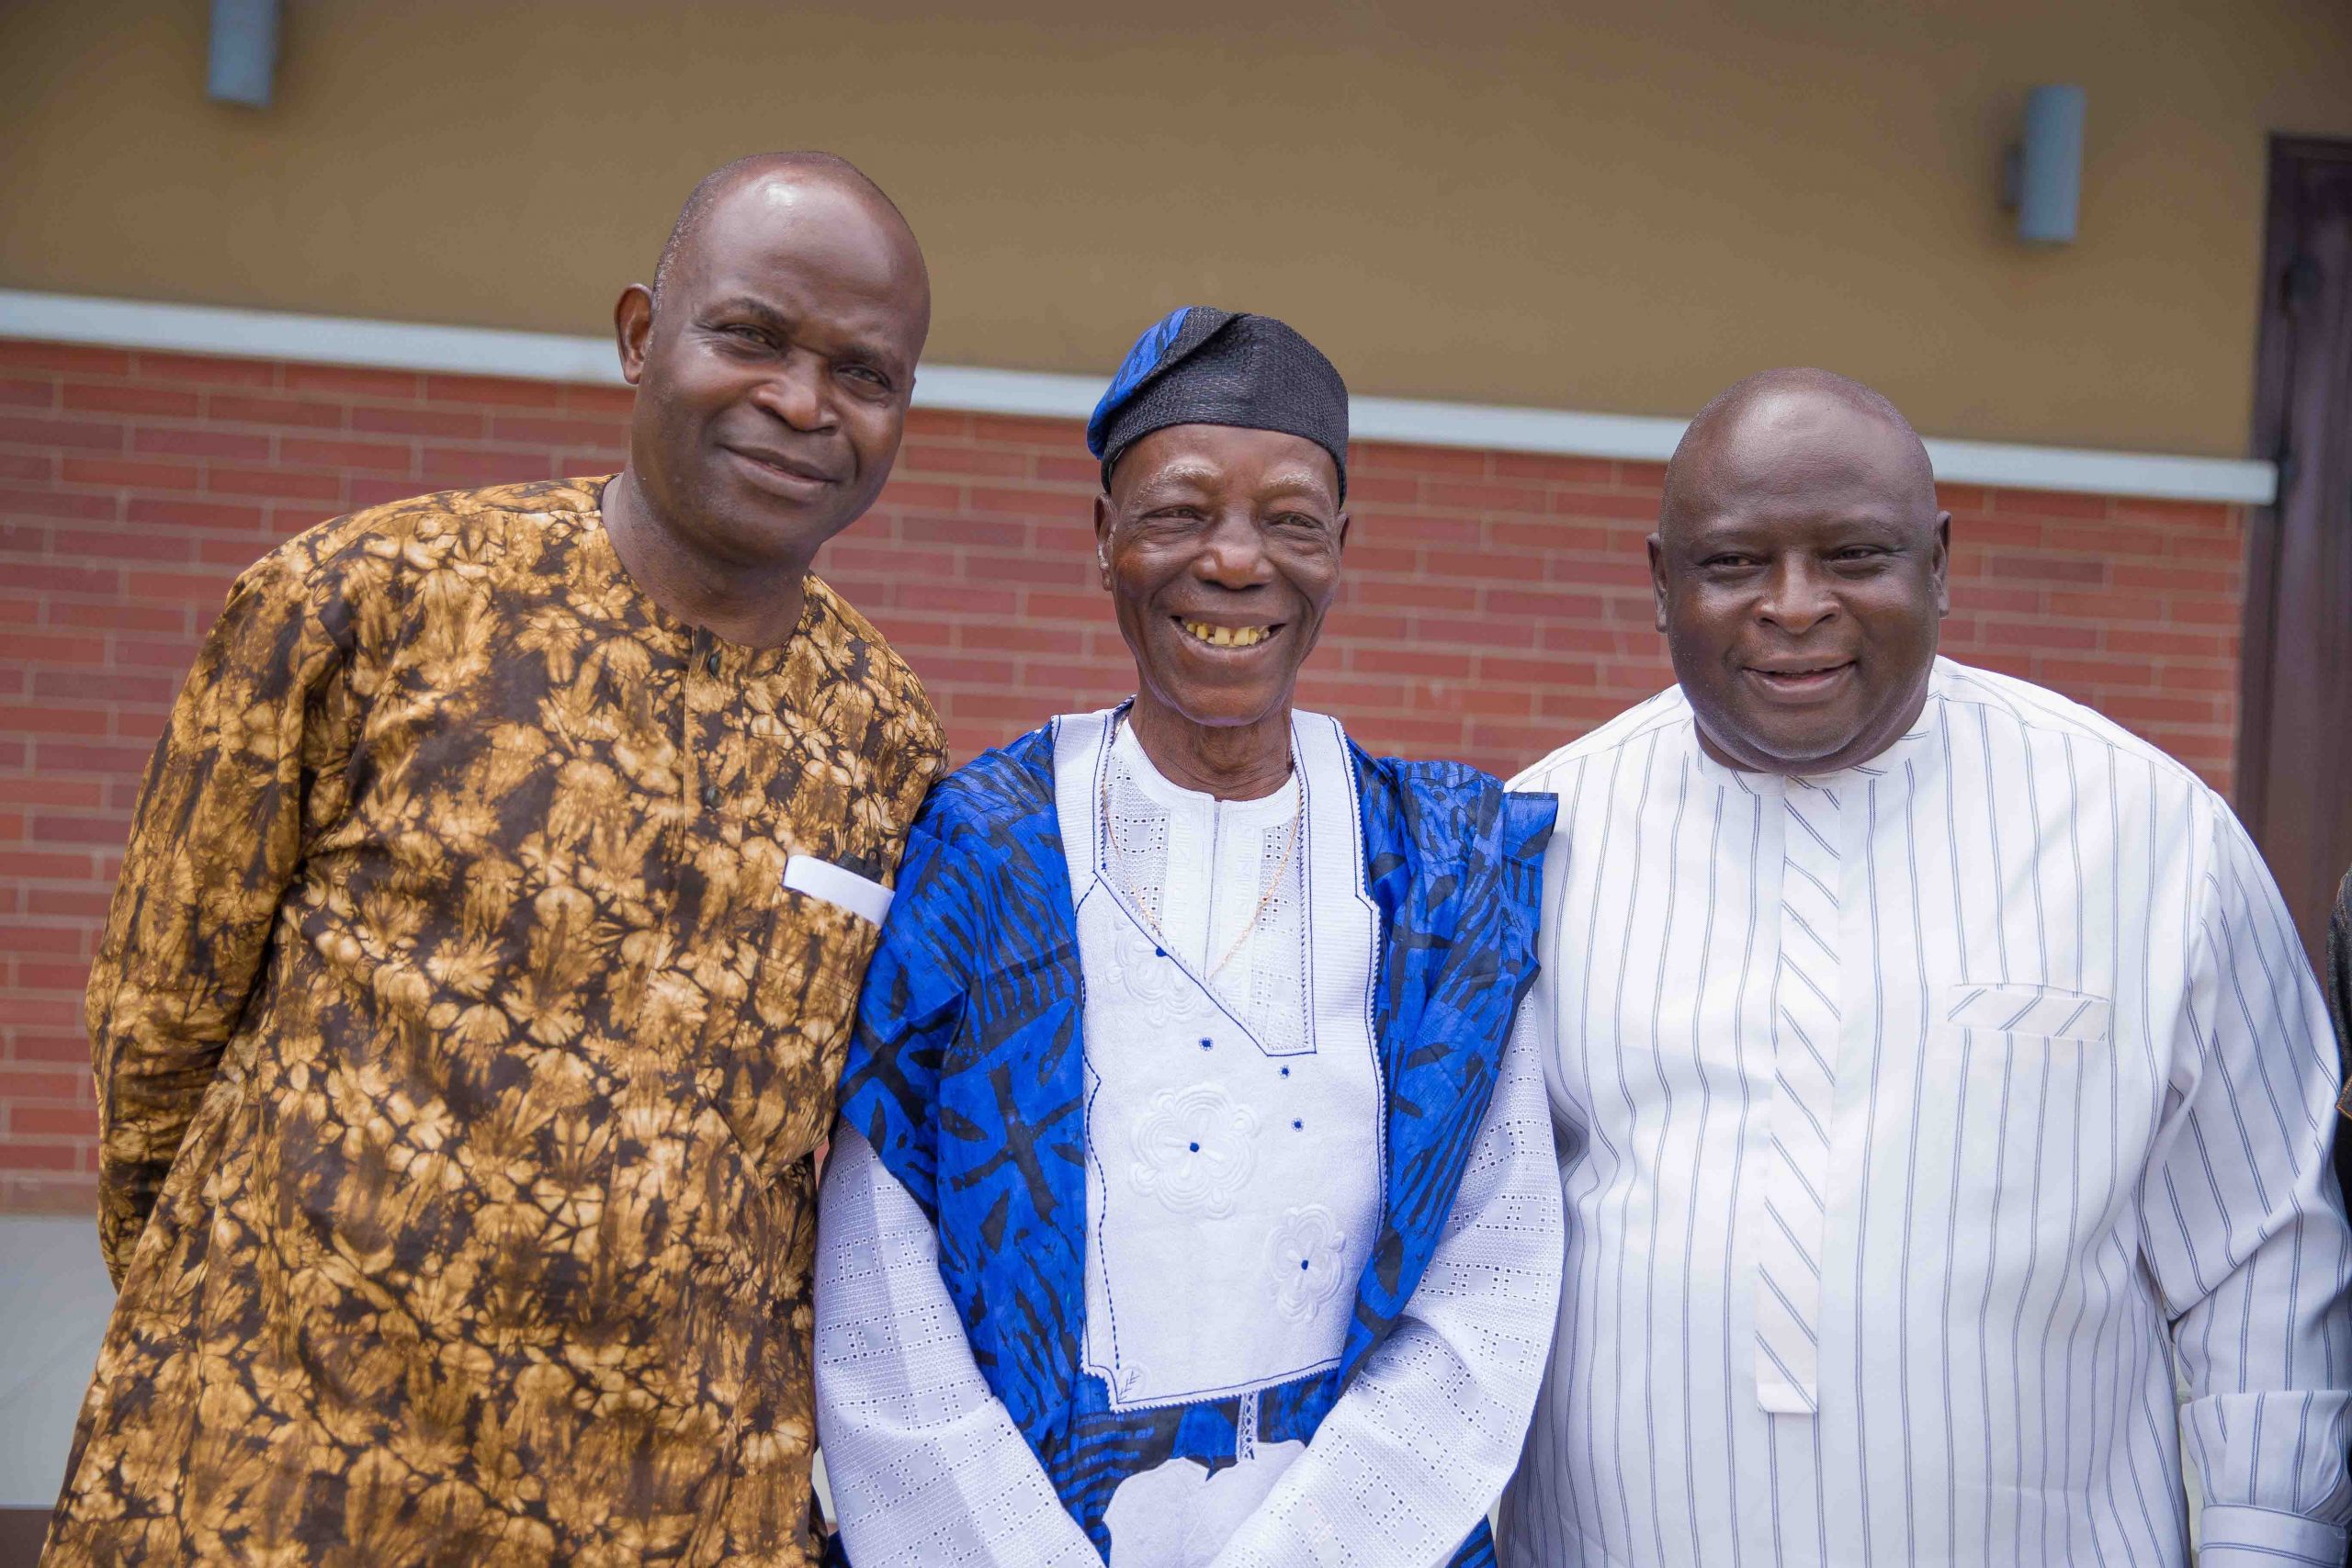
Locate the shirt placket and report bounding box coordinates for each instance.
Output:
[662,626,729,930]
[689,628,726,810]
[1754,779,1846,1416]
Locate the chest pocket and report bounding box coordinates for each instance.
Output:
[1944,982,2111,1043]
[1930,981,2140,1286]
[757,884,885,1050]
[733,720,897,1045]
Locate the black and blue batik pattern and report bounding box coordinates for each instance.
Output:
[835,719,1555,1564]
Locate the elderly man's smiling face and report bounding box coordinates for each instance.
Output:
[1096,423,1348,736]
[1649,375,1951,775]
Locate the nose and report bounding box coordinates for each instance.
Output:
[1757,555,1838,636]
[751,349,834,434]
[1191,509,1274,591]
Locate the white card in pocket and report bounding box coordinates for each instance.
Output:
[783,854,893,924]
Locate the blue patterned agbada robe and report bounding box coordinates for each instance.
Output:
[832,719,1555,1564]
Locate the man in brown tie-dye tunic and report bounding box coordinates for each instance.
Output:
[46,154,944,1567]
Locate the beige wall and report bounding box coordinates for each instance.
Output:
[4,0,2348,456]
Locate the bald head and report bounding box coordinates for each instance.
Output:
[1647,367,1951,776]
[651,152,928,329]
[1661,367,1936,544]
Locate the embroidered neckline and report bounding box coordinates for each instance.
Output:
[1102,715,1303,984]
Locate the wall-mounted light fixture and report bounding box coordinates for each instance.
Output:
[207,0,281,108]
[2001,85,2086,245]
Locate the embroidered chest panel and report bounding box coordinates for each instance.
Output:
[1057,710,1384,1411]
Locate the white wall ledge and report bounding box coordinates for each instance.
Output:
[0,288,2277,507]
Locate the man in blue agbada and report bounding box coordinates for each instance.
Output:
[813,308,1563,1567]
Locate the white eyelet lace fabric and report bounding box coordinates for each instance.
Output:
[1241,821,1310,1054]
[1104,749,1174,935]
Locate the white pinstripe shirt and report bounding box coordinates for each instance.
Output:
[1499,659,2352,1568]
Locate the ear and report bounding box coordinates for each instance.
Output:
[614,284,655,387]
[1334,511,1351,556]
[1931,512,1952,616]
[1091,492,1115,590]
[1647,533,1670,633]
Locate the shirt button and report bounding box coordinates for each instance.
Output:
[703,650,720,676]
[700,783,721,808]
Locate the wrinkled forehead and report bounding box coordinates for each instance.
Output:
[1111,423,1341,507]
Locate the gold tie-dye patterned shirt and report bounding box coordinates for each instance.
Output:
[48,478,945,1567]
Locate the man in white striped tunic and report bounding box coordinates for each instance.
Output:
[1500,368,2352,1567]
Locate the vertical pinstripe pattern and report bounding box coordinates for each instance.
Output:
[1497,660,2352,1568]
[1756,780,1841,1415]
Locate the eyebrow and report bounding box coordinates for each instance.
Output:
[1678,514,1926,558]
[1130,464,1336,507]
[1131,461,1219,493]
[698,295,910,377]
[1255,473,1338,503]
[701,295,792,331]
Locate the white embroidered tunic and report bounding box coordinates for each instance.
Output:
[815,708,1563,1568]
[1074,710,1384,1413]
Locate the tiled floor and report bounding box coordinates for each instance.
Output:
[0,1216,110,1518]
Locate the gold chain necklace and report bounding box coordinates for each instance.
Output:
[1102,718,1303,984]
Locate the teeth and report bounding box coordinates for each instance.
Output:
[1183,620,1271,648]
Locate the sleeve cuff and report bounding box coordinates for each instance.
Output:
[2199,1504,2348,1567]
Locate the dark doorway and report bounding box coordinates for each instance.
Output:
[2239,137,2352,967]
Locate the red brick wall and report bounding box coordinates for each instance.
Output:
[0,338,2248,1211]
